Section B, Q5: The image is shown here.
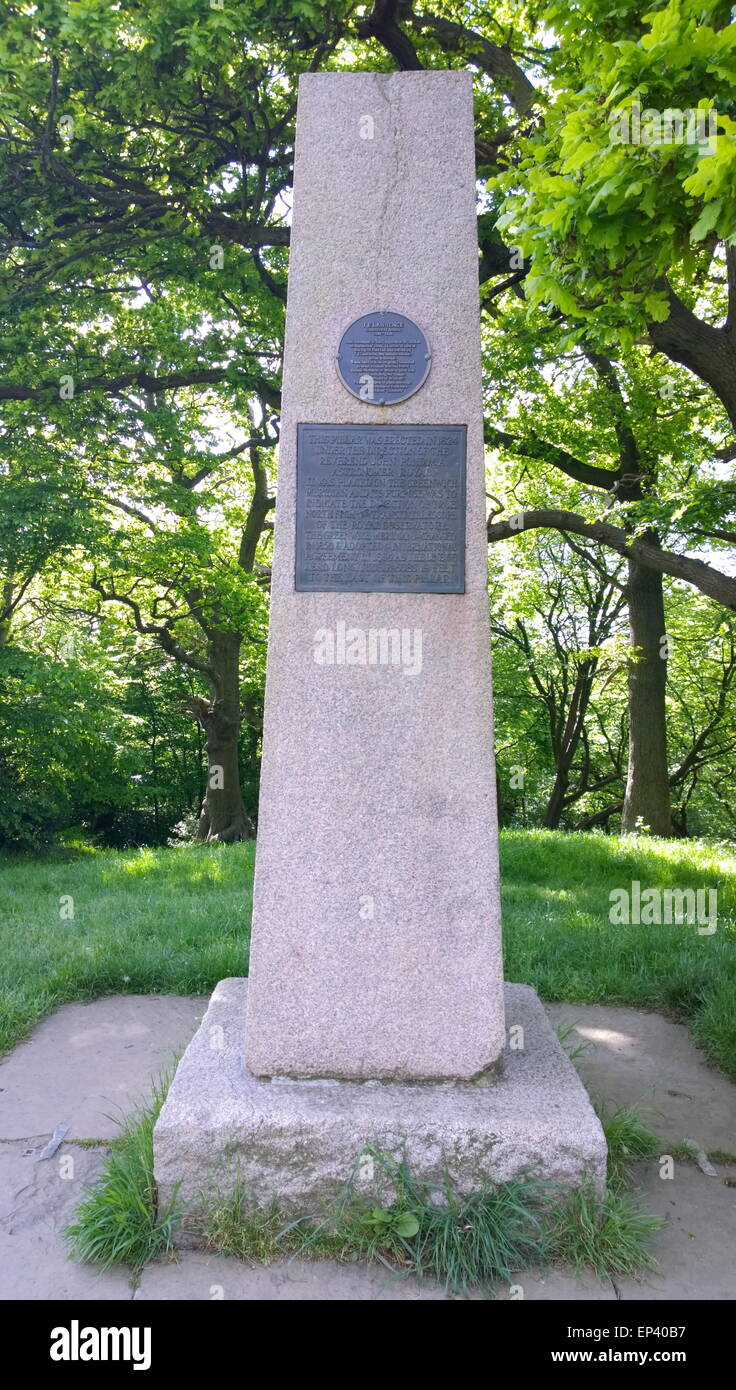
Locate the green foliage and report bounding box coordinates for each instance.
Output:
[547,1183,662,1279]
[602,1105,664,1166]
[198,1185,348,1264]
[0,0,733,850]
[0,613,221,849]
[599,1103,665,1189]
[323,1152,553,1293]
[496,0,736,346]
[0,641,139,849]
[0,0,281,847]
[356,1206,421,1241]
[484,297,736,838]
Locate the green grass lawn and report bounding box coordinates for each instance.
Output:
[1,830,734,1078]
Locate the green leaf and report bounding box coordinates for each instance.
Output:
[644,291,670,321]
[393,1212,420,1238]
[690,199,723,243]
[563,140,600,173]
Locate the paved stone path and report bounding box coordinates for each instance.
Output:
[1,994,733,1300]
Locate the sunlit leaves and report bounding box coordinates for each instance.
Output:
[496,0,736,344]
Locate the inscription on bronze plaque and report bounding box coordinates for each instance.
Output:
[336,310,431,405]
[295,424,466,593]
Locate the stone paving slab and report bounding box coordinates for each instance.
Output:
[133,1255,618,1301]
[134,1253,455,1301]
[612,1162,736,1301]
[0,1141,132,1300]
[545,1002,736,1153]
[0,994,208,1140]
[494,1271,617,1300]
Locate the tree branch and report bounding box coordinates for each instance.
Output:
[0,368,282,412]
[410,9,536,114]
[487,507,736,610]
[90,574,216,678]
[486,425,617,491]
[583,350,641,488]
[648,278,736,430]
[239,443,275,573]
[356,1,425,70]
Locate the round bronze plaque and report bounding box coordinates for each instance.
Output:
[336,309,431,406]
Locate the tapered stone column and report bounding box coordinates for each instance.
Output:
[244,71,505,1081]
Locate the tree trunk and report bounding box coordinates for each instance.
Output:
[543,775,568,830]
[621,558,672,835]
[542,660,596,828]
[648,279,736,432]
[196,631,254,842]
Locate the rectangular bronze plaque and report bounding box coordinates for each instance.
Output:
[295,424,466,593]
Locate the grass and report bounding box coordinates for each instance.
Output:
[65,1074,181,1279]
[68,1101,664,1296]
[327,1160,560,1293]
[199,1177,663,1294]
[200,1119,666,1293]
[546,1184,661,1281]
[547,1106,666,1280]
[600,1102,663,1174]
[501,830,736,1079]
[706,1149,736,1165]
[199,1164,558,1293]
[0,841,253,1054]
[1,829,735,1076]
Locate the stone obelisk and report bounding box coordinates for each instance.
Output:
[153,73,606,1223]
[244,71,505,1081]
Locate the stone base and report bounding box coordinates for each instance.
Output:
[153,979,607,1238]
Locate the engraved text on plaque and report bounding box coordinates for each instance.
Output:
[295,424,466,593]
[336,311,431,405]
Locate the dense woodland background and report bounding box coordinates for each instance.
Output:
[1,0,735,850]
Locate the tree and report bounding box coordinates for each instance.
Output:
[0,0,296,838]
[0,608,142,850]
[2,0,734,842]
[490,534,627,828]
[490,530,736,837]
[356,1,735,832]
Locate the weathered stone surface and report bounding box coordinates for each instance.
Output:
[0,1142,132,1301]
[244,70,505,1081]
[134,1253,459,1301]
[154,978,607,1236]
[0,993,207,1141]
[546,1002,736,1151]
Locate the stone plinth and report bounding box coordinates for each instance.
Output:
[154,979,607,1235]
[244,70,505,1082]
